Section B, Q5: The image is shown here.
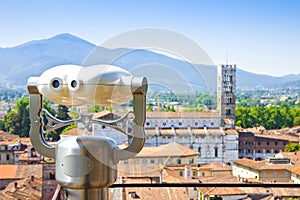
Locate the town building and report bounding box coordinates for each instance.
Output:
[198,174,300,200]
[0,134,42,165]
[238,131,290,160]
[0,164,42,192]
[143,112,238,164]
[118,142,199,179]
[232,157,292,183]
[197,161,232,177]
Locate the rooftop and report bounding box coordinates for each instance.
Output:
[1,177,42,199]
[232,158,292,171]
[136,142,199,158]
[146,111,220,119]
[0,164,42,180]
[198,162,232,171]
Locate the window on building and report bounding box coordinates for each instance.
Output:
[189,158,194,164]
[150,159,155,164]
[158,159,163,164]
[257,150,261,153]
[274,172,278,178]
[179,171,183,176]
[49,172,55,180]
[198,147,201,156]
[177,159,181,164]
[226,108,231,115]
[124,160,128,164]
[202,172,205,177]
[262,172,267,178]
[142,159,147,164]
[129,192,140,199]
[275,142,278,145]
[267,142,270,146]
[134,160,139,164]
[6,154,9,161]
[284,171,289,178]
[258,142,261,145]
[215,147,218,157]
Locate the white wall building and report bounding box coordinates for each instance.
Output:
[90,64,239,164]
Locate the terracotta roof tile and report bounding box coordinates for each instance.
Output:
[1,177,42,199]
[254,133,299,143]
[146,111,220,119]
[0,164,42,179]
[289,165,300,175]
[136,142,199,158]
[232,158,292,170]
[198,162,232,171]
[198,186,246,196]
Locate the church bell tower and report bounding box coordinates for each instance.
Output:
[217,64,236,127]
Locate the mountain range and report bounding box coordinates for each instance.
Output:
[0,33,299,93]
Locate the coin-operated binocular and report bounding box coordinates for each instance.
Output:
[27,64,147,199]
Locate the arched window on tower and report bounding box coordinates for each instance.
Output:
[214,147,218,157]
[226,108,231,115]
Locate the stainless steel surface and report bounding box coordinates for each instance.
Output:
[27,64,148,200]
[55,136,117,189]
[28,93,55,158]
[65,188,108,200]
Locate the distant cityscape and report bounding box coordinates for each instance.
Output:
[0,62,299,199]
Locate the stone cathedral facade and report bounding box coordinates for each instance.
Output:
[93,64,239,164]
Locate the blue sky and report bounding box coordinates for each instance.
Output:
[0,0,299,76]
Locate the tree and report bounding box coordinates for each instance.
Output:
[284,143,300,152]
[4,97,30,137]
[15,97,30,137]
[48,105,71,140]
[5,110,20,135]
[4,97,57,138]
[0,120,5,131]
[56,105,71,121]
[236,105,300,129]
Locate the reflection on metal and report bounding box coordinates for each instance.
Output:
[28,64,148,200]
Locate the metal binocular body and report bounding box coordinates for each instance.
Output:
[27,64,147,199]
